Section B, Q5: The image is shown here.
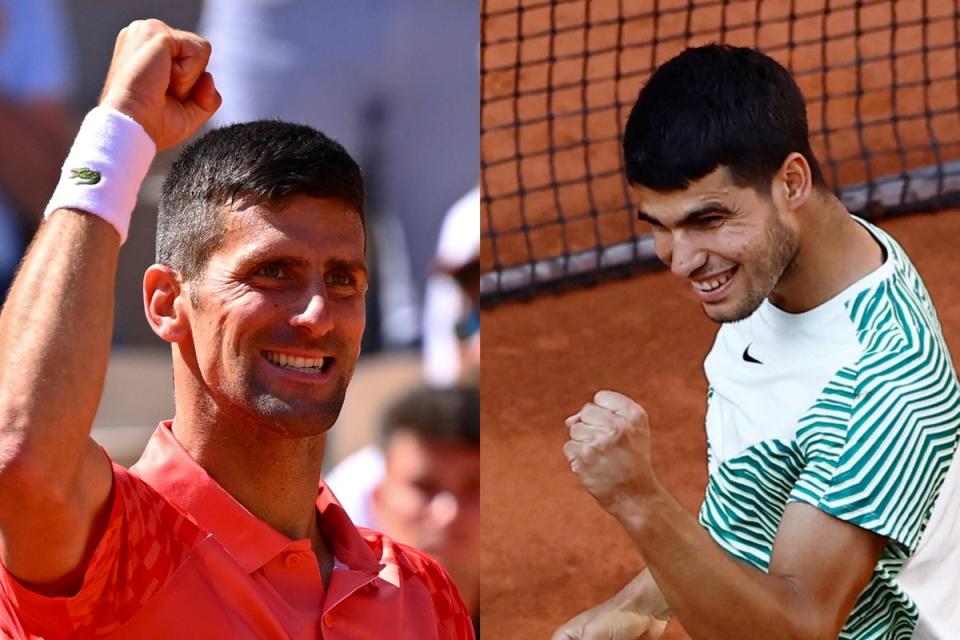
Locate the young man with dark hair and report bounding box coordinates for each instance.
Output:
[555,44,960,640]
[0,20,472,639]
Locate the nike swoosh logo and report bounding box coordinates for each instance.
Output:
[742,344,763,364]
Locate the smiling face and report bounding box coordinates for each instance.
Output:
[181,194,367,436]
[637,167,800,323]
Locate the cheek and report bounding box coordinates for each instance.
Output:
[334,299,366,340]
[205,300,274,358]
[706,228,755,264]
[383,484,426,522]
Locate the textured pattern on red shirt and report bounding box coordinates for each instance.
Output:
[0,465,204,639]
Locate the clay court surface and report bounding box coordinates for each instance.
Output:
[480,209,960,639]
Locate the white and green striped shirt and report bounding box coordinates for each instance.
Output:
[700,218,960,639]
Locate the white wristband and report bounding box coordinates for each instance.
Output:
[44,106,156,244]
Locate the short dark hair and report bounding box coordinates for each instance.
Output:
[157,120,365,281]
[623,44,824,192]
[380,385,480,449]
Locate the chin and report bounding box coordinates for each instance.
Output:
[249,394,347,437]
[702,295,765,324]
[205,361,350,437]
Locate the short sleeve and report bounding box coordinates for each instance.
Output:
[789,348,960,554]
[0,462,204,639]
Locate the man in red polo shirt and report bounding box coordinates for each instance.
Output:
[0,19,473,639]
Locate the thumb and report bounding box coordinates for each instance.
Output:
[583,610,652,640]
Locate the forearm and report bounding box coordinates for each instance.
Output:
[610,489,820,640]
[0,211,118,489]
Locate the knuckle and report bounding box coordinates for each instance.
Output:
[125,19,170,44]
[128,18,153,33]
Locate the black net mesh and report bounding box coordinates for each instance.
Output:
[481,0,960,303]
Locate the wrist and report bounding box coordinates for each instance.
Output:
[610,573,671,624]
[99,92,160,145]
[43,106,156,244]
[606,480,668,532]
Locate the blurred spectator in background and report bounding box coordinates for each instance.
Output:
[424,184,480,386]
[0,0,76,300]
[198,0,479,351]
[326,384,480,634]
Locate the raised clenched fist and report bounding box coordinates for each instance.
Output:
[99,19,221,150]
[563,390,660,513]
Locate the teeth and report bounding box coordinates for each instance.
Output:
[264,351,326,371]
[692,270,733,292]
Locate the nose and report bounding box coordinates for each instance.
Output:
[666,229,706,279]
[428,491,459,529]
[289,288,335,336]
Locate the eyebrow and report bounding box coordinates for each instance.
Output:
[637,203,737,228]
[327,258,369,278]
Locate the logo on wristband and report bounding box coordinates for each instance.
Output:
[69,168,102,186]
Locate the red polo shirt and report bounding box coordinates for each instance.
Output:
[0,422,474,639]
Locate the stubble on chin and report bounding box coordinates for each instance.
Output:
[246,375,352,438]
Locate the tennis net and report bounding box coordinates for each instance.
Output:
[481,0,960,302]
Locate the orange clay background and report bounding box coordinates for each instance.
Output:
[481,1,960,638]
[480,211,960,639]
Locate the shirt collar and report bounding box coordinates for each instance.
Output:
[130,421,383,576]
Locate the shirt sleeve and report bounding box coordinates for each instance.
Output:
[789,346,960,554]
[0,461,204,639]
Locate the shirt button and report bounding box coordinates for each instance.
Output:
[284,552,303,568]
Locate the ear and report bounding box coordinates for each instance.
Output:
[774,152,814,212]
[143,264,191,343]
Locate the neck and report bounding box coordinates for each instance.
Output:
[769,194,884,313]
[170,358,328,545]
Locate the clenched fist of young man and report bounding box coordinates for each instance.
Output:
[563,390,662,516]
